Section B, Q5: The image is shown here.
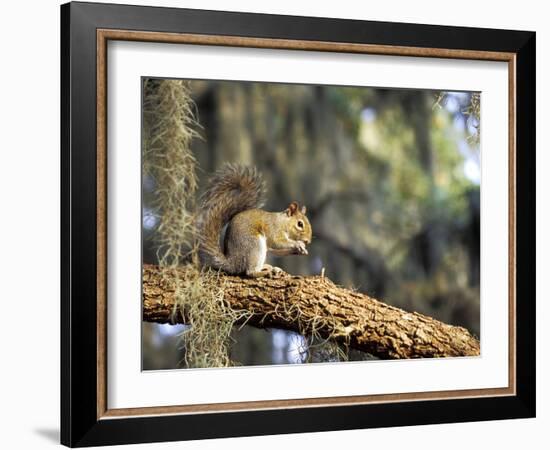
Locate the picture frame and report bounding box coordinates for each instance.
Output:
[60,1,535,447]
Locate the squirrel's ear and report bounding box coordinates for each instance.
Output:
[301,205,307,214]
[286,201,299,216]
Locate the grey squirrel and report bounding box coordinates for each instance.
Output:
[197,164,312,277]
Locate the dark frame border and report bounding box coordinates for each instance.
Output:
[61,2,535,447]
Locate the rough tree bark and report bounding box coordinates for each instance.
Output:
[143,264,480,359]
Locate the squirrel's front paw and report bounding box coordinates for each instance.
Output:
[295,240,308,255]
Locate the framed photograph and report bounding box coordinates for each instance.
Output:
[61,1,535,447]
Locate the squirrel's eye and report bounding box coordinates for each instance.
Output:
[297,220,304,229]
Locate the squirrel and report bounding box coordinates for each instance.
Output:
[197,163,312,277]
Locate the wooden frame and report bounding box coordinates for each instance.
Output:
[61,1,535,446]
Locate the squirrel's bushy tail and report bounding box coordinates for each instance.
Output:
[197,163,266,272]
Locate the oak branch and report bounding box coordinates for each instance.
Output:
[142,264,480,359]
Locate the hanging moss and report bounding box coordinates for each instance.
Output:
[143,79,251,368]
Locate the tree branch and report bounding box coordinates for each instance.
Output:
[142,264,480,359]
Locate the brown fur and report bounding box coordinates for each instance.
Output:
[197,164,266,273]
[197,164,312,276]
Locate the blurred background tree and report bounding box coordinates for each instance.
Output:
[142,80,480,370]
